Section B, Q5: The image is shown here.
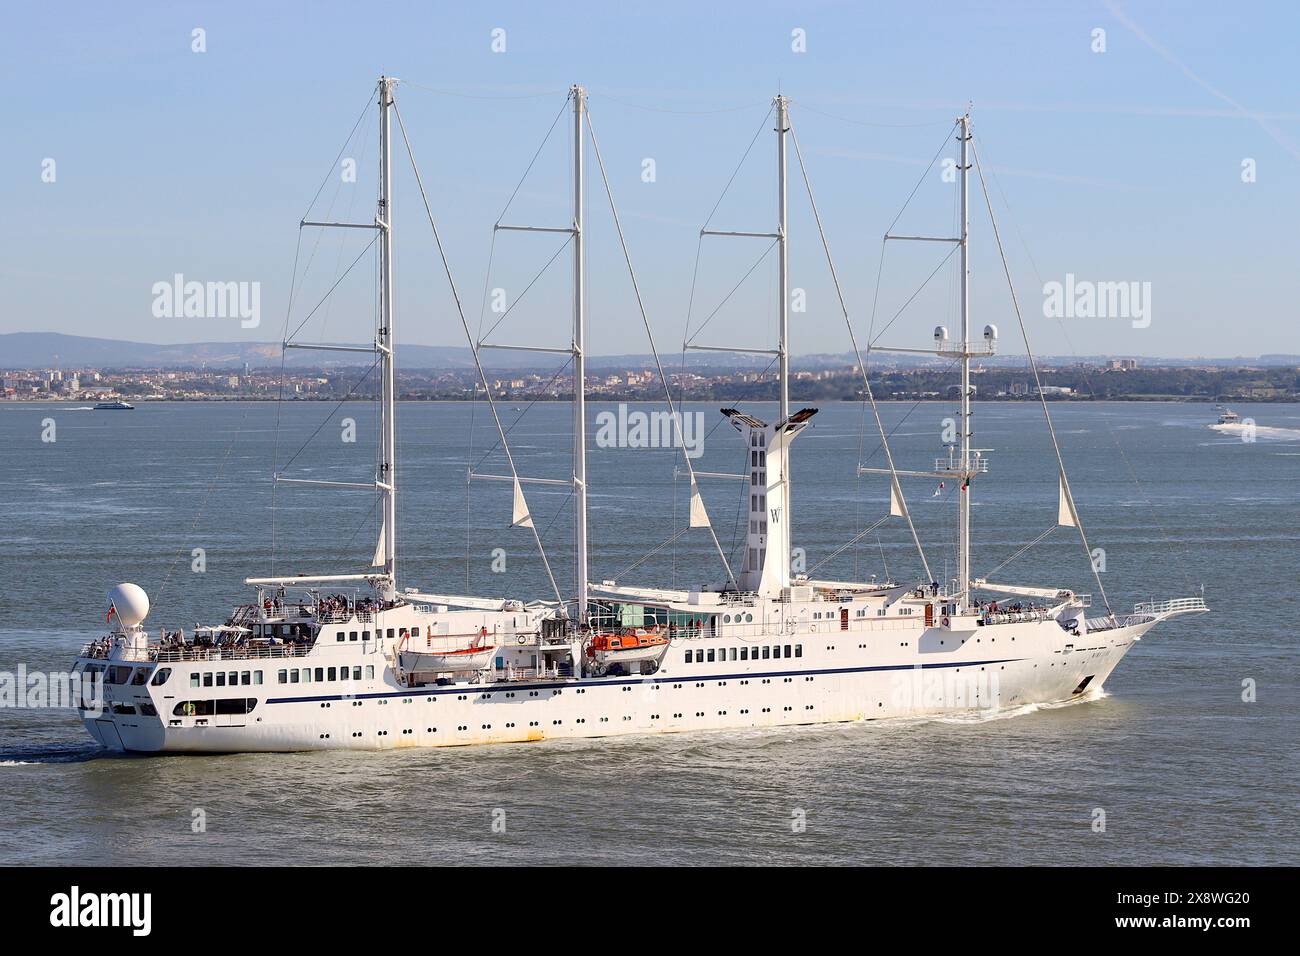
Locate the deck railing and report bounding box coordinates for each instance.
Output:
[79,641,318,663]
[152,643,316,663]
[1133,597,1208,617]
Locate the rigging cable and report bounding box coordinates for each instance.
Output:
[156,405,252,608]
[977,137,1197,597]
[788,119,934,584]
[970,136,1114,617]
[586,104,739,589]
[392,93,563,605]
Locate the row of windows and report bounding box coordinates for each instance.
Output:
[111,701,157,716]
[750,449,767,467]
[335,626,429,643]
[277,665,375,684]
[813,607,917,619]
[749,493,767,513]
[190,670,265,688]
[684,644,802,664]
[172,698,259,717]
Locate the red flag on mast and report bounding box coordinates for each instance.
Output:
[106,603,116,625]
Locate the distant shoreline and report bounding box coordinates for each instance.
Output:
[5,396,1298,405]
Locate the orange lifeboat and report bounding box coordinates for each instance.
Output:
[588,627,670,674]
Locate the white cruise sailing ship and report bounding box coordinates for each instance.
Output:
[73,78,1206,753]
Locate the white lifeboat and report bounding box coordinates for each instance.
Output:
[398,628,497,674]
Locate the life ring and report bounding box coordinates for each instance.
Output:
[941,616,951,628]
[480,626,488,638]
[182,701,196,716]
[517,635,528,645]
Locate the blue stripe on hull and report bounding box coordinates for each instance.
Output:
[265,657,1024,706]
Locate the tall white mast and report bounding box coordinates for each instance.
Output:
[378,76,398,599]
[774,94,793,587]
[957,112,972,608]
[776,95,790,428]
[571,85,589,624]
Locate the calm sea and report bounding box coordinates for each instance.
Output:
[0,399,1295,865]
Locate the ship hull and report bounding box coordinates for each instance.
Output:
[78,616,1152,754]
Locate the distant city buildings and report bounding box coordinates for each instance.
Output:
[0,360,1294,402]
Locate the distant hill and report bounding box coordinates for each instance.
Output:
[0,332,774,371]
[1,332,1296,371]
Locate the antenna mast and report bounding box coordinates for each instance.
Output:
[377,76,398,600]
[774,94,793,585]
[572,85,589,624]
[957,112,972,609]
[776,95,790,428]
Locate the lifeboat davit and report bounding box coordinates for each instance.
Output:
[587,627,670,674]
[398,630,497,674]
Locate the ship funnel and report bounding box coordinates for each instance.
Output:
[107,583,150,628]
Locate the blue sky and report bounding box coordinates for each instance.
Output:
[2,0,1297,358]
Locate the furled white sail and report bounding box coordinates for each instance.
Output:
[1057,471,1077,528]
[511,478,534,529]
[371,523,386,567]
[689,478,711,529]
[889,478,907,518]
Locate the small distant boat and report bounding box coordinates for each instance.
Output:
[93,401,134,410]
[1216,407,1241,425]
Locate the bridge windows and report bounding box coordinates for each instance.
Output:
[151,668,172,686]
[173,699,259,717]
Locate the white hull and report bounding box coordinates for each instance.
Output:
[69,83,1209,763]
[78,615,1153,754]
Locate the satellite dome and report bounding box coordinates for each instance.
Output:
[107,583,150,628]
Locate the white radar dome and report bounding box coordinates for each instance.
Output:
[107,583,150,628]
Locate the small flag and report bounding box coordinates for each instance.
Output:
[106,603,116,625]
